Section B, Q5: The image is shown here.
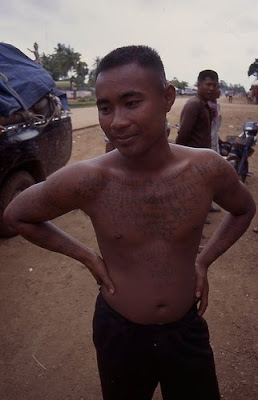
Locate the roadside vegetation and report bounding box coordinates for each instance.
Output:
[41,43,253,100]
[68,96,96,108]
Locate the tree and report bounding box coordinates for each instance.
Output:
[248,59,258,79]
[170,77,188,90]
[229,83,246,94]
[87,57,101,87]
[41,53,62,81]
[41,43,88,87]
[54,43,80,78]
[219,80,228,91]
[75,61,89,89]
[218,80,245,94]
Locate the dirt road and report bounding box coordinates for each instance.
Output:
[1,97,257,400]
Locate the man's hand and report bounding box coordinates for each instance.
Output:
[86,252,115,294]
[195,262,209,316]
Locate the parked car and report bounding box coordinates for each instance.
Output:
[0,43,73,237]
[179,88,198,96]
[0,115,72,237]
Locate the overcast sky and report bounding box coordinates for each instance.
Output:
[1,0,258,89]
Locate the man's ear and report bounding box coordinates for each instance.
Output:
[164,84,176,112]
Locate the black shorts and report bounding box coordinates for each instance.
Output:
[93,293,220,400]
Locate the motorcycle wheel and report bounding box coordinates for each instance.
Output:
[228,159,247,183]
[228,158,238,172]
[0,171,36,238]
[238,159,248,183]
[239,174,246,183]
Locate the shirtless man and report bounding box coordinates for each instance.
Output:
[103,120,170,152]
[4,46,255,400]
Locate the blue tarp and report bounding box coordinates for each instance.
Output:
[0,43,68,116]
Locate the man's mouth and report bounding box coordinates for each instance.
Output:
[114,134,137,145]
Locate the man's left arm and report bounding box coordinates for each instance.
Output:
[195,154,256,315]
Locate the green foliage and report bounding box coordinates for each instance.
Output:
[228,83,246,94]
[41,43,89,87]
[54,80,71,89]
[219,80,228,90]
[170,78,188,90]
[76,61,89,88]
[219,80,246,94]
[87,57,101,87]
[68,96,96,108]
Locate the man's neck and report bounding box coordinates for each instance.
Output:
[119,140,173,173]
[197,93,208,104]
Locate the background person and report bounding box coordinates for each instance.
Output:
[228,90,233,103]
[176,70,220,219]
[176,69,219,149]
[208,88,222,154]
[208,88,222,213]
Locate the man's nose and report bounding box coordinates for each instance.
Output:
[111,109,129,130]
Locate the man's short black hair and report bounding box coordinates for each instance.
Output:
[197,70,219,83]
[95,45,167,86]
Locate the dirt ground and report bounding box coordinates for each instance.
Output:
[0,97,257,400]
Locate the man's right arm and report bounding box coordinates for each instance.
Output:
[3,163,115,294]
[195,153,256,315]
[176,101,199,145]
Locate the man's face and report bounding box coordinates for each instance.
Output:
[198,77,219,101]
[95,63,175,157]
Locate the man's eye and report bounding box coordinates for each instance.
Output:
[126,100,140,108]
[99,106,111,114]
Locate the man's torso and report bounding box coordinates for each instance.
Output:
[177,96,212,148]
[77,145,217,324]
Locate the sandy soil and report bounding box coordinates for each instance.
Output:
[0,97,257,400]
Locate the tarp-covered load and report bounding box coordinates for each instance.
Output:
[0,43,68,126]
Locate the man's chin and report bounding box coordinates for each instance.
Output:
[116,144,145,159]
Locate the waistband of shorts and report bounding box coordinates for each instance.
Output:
[96,291,198,328]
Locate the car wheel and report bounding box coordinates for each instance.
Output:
[0,171,36,238]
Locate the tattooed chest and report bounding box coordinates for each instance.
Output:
[93,180,205,239]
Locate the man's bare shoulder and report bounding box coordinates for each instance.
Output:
[171,143,214,159]
[170,144,231,179]
[35,151,122,214]
[53,150,120,179]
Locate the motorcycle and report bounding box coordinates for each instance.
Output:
[220,121,258,182]
[170,121,257,183]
